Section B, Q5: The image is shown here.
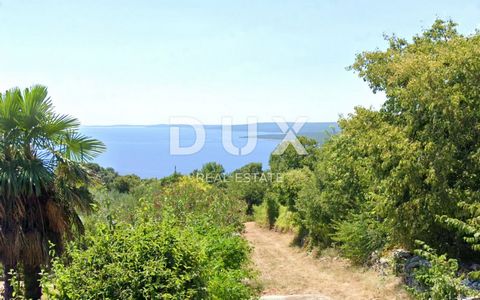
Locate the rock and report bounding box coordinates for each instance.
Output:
[471,264,480,271]
[463,278,480,291]
[393,249,412,261]
[404,256,431,273]
[391,248,412,276]
[368,250,392,276]
[403,256,431,290]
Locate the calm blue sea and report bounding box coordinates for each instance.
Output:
[80,123,337,178]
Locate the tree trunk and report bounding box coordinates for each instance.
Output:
[24,264,42,300]
[3,264,15,300]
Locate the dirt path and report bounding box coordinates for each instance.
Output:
[244,222,409,300]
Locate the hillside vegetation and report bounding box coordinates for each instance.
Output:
[2,19,480,300]
[253,20,480,299]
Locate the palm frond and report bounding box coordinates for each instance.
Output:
[43,113,80,136]
[61,131,106,162]
[0,88,23,137]
[0,84,103,271]
[20,85,52,130]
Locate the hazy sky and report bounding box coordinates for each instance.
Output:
[1,1,479,125]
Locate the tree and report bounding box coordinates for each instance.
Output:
[351,19,480,253]
[84,163,118,188]
[291,108,394,247]
[112,174,141,193]
[440,201,480,253]
[272,168,314,212]
[269,136,319,173]
[228,163,267,214]
[0,85,105,299]
[192,162,225,185]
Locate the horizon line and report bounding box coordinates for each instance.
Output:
[80,121,339,127]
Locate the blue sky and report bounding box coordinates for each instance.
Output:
[0,0,479,125]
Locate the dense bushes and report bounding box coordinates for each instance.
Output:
[44,218,208,299]
[227,163,268,215]
[290,20,480,259]
[253,193,279,229]
[274,205,297,233]
[41,176,257,299]
[31,19,480,299]
[251,20,480,298]
[131,176,247,230]
[408,242,474,300]
[269,136,319,173]
[332,210,389,264]
[349,19,480,254]
[271,168,314,211]
[43,213,256,299]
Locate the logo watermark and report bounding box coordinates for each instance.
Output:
[169,117,308,156]
[194,172,283,184]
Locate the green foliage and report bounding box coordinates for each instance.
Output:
[350,19,480,251]
[0,85,105,299]
[112,174,142,193]
[157,176,247,230]
[440,202,480,252]
[253,193,279,229]
[192,161,226,185]
[45,221,207,299]
[253,202,268,228]
[252,167,313,231]
[8,269,26,300]
[272,168,314,211]
[332,211,389,264]
[269,136,319,173]
[84,162,119,188]
[274,205,298,233]
[409,241,475,300]
[227,163,268,215]
[281,20,480,270]
[84,163,145,194]
[87,189,139,226]
[265,194,280,229]
[96,176,247,232]
[42,187,257,299]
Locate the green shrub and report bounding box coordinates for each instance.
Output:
[42,176,257,300]
[266,195,279,229]
[207,269,257,300]
[272,168,314,211]
[102,176,247,231]
[332,211,389,264]
[42,211,257,299]
[409,241,476,300]
[227,163,268,215]
[269,136,319,173]
[439,201,480,258]
[291,21,480,259]
[112,174,142,193]
[44,219,208,299]
[253,193,279,229]
[253,204,267,229]
[199,222,257,299]
[88,189,139,225]
[274,205,298,233]
[295,169,334,247]
[351,20,480,252]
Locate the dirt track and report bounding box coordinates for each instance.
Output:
[244,222,409,300]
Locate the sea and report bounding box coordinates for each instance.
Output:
[80,122,338,178]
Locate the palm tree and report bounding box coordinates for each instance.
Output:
[0,85,105,299]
